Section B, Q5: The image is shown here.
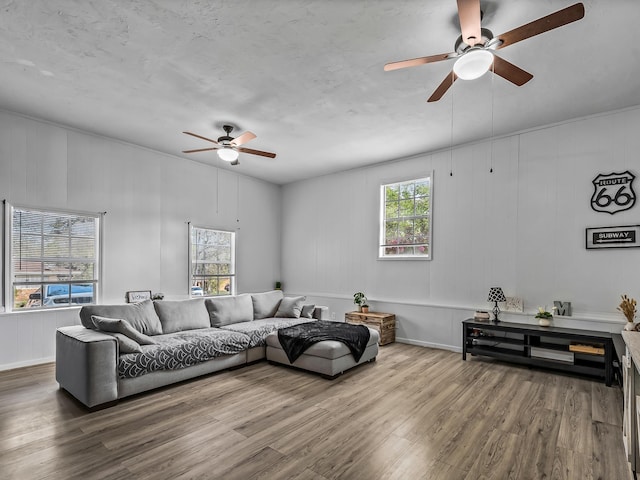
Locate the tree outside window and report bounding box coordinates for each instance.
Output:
[189,226,235,296]
[380,175,432,259]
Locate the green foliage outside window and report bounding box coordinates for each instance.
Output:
[380,176,431,258]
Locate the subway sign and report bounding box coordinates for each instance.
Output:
[586,225,640,249]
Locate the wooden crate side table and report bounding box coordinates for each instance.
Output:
[345,311,395,345]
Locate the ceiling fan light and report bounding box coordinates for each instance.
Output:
[217,147,239,162]
[453,49,494,80]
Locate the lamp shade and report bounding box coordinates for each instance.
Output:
[217,147,239,162]
[487,287,506,303]
[453,49,493,80]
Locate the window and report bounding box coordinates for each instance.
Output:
[380,175,432,259]
[189,225,235,296]
[6,204,101,311]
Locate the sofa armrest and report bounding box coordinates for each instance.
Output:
[56,326,119,408]
[313,305,330,320]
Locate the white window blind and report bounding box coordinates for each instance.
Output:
[7,205,101,310]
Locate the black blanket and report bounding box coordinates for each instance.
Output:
[277,320,371,364]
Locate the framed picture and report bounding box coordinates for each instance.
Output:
[505,297,524,313]
[585,225,640,249]
[126,290,152,303]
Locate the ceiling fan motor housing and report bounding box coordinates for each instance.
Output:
[218,124,235,145]
[455,28,494,54]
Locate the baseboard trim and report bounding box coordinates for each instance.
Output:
[396,337,462,353]
[0,356,54,371]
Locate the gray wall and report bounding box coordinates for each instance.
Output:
[281,106,640,350]
[2,105,639,368]
[0,110,282,369]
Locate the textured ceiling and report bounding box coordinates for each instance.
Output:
[1,1,639,184]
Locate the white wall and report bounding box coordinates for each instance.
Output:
[282,106,640,351]
[0,111,282,369]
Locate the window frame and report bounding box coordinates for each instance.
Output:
[188,224,236,297]
[379,173,433,261]
[4,202,102,312]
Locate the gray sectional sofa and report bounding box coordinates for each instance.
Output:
[56,290,328,409]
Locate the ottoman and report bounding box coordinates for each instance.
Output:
[265,327,379,378]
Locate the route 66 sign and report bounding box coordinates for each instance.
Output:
[591,170,636,214]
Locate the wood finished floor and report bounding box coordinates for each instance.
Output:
[0,343,630,480]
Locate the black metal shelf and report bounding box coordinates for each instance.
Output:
[462,319,615,386]
[469,334,524,346]
[532,341,572,352]
[466,345,527,358]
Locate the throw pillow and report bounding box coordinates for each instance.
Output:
[275,296,306,318]
[300,304,316,319]
[105,332,142,354]
[91,315,157,345]
[251,290,284,319]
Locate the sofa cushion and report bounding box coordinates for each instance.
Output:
[153,298,210,334]
[300,304,315,319]
[275,296,306,318]
[205,294,253,327]
[117,328,251,378]
[91,315,156,345]
[251,290,284,319]
[220,317,314,348]
[80,300,163,335]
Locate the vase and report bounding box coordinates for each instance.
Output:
[362,306,369,313]
[624,322,636,331]
[538,317,552,327]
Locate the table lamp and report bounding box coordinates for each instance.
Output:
[487,287,506,322]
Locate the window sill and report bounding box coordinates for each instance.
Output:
[0,305,83,316]
[378,256,431,261]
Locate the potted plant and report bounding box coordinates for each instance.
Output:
[535,306,556,327]
[618,294,637,331]
[353,292,368,313]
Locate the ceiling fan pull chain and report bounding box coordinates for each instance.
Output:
[449,70,455,177]
[489,58,495,174]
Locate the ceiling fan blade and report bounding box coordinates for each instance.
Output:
[427,71,457,102]
[183,131,219,145]
[491,55,533,86]
[238,147,276,159]
[457,0,483,46]
[231,131,256,146]
[384,53,454,72]
[182,147,219,154]
[496,3,585,50]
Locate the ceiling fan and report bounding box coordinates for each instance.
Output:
[182,125,276,166]
[384,1,585,102]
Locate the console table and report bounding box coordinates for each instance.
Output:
[462,319,615,386]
